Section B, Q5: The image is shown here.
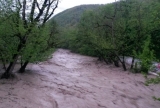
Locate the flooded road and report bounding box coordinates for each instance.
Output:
[0,49,160,108]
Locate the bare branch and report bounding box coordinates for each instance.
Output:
[46,0,59,20]
[34,0,48,22]
[43,0,59,24]
[35,0,40,12]
[17,0,22,8]
[30,0,36,22]
[22,0,26,21]
[43,0,52,24]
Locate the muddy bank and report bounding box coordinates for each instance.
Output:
[0,49,160,108]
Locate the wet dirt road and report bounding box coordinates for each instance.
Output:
[0,49,160,108]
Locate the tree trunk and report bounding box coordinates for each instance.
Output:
[19,61,29,73]
[122,62,127,71]
[106,57,112,64]
[113,60,119,67]
[130,57,135,69]
[98,56,103,61]
[116,54,127,71]
[1,58,7,71]
[103,58,109,64]
[1,42,23,79]
[1,54,19,79]
[122,55,127,71]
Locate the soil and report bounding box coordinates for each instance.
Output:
[0,49,160,108]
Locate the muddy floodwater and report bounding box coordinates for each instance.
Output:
[0,49,160,108]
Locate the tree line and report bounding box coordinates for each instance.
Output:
[57,0,160,74]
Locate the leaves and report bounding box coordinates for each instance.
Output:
[0,0,59,75]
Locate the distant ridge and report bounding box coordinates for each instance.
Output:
[50,4,103,28]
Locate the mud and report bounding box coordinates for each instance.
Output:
[0,49,160,108]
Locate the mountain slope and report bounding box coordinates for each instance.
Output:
[51,4,102,28]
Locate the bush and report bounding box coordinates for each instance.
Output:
[134,36,156,74]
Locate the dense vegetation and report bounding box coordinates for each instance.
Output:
[53,5,102,28]
[0,0,59,78]
[52,0,160,73]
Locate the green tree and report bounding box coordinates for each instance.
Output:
[136,36,155,73]
[19,20,59,73]
[0,0,59,79]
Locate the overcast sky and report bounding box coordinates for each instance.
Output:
[54,0,116,15]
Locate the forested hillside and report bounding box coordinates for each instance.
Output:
[50,0,160,74]
[51,4,102,28]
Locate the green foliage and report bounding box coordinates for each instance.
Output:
[145,76,160,101]
[149,0,160,60]
[0,11,57,64]
[0,12,19,62]
[20,20,59,63]
[145,77,160,86]
[53,5,101,29]
[153,96,160,101]
[135,36,155,74]
[0,0,59,76]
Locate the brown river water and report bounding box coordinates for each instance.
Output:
[0,49,160,108]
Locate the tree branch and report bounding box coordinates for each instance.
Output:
[22,0,26,22]
[30,0,36,22]
[34,0,48,22]
[43,0,59,24]
[35,0,40,11]
[94,22,112,29]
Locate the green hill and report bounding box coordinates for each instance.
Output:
[51,4,102,28]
